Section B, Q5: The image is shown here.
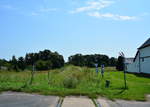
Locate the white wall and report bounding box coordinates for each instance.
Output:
[140,46,150,57]
[127,46,150,74]
[127,52,139,73]
[140,46,150,74]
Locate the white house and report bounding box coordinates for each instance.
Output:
[127,38,150,74]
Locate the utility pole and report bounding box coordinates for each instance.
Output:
[120,52,127,89]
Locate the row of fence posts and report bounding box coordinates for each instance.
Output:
[26,53,127,89]
[29,64,51,85]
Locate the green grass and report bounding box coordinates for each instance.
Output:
[0,65,150,101]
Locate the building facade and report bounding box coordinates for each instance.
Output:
[127,38,150,74]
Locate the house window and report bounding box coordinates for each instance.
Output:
[142,58,144,62]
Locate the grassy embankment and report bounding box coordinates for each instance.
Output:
[0,65,150,101]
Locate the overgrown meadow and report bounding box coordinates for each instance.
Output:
[0,65,150,101]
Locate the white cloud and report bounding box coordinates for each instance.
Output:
[70,0,138,21]
[70,0,114,13]
[88,12,137,20]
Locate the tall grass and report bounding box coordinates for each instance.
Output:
[0,65,150,101]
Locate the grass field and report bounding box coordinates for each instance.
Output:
[0,65,150,101]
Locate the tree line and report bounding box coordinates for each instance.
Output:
[0,49,64,71]
[68,54,124,71]
[0,50,124,71]
[68,54,117,67]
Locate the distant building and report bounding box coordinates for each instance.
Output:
[127,38,150,74]
[125,58,134,65]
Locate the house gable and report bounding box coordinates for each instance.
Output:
[139,38,150,49]
[127,38,150,74]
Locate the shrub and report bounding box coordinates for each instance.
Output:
[63,76,78,89]
[35,60,52,71]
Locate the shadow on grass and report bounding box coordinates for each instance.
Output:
[127,72,150,78]
[134,73,150,78]
[112,87,128,95]
[114,89,126,95]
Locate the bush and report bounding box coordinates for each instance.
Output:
[63,76,78,88]
[35,60,52,71]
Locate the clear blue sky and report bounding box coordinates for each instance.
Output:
[0,0,149,61]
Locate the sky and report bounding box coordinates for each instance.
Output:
[0,0,150,61]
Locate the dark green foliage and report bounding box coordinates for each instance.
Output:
[68,54,116,67]
[11,56,19,71]
[25,53,38,65]
[50,52,64,69]
[68,54,85,66]
[35,60,52,71]
[25,50,64,70]
[0,59,10,69]
[0,49,65,71]
[109,57,117,66]
[116,56,124,71]
[18,57,26,70]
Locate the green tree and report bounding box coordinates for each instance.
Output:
[18,57,26,70]
[116,56,124,71]
[109,57,117,66]
[68,54,85,66]
[51,52,64,69]
[25,50,64,69]
[11,56,19,71]
[25,53,38,65]
[68,54,110,67]
[35,60,52,71]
